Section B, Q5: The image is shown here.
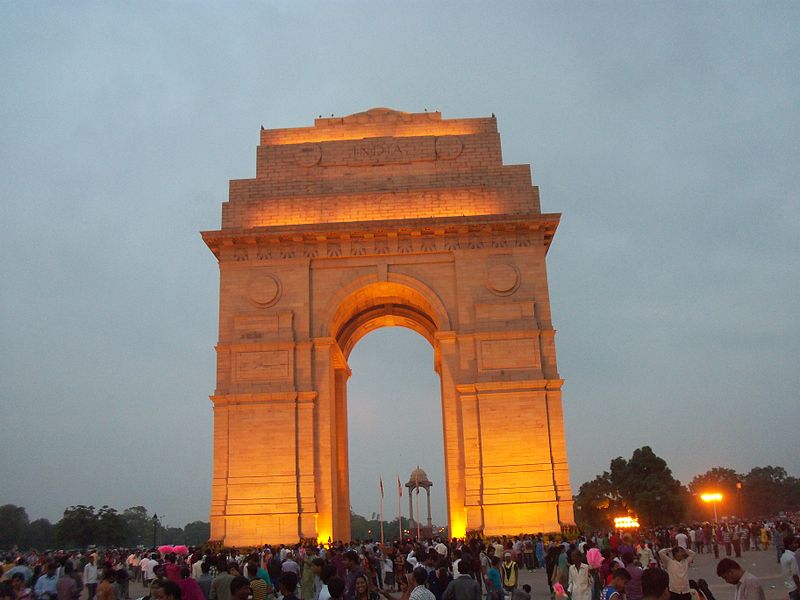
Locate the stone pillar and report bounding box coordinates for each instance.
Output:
[436,332,467,537]
[333,367,352,541]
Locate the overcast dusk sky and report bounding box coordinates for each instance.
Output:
[1,2,798,528]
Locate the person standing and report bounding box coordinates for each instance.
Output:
[442,561,480,600]
[95,571,115,600]
[657,547,695,600]
[621,553,643,600]
[640,569,669,600]
[780,536,800,600]
[34,565,58,600]
[486,558,502,600]
[209,562,236,600]
[568,551,592,600]
[83,557,98,600]
[716,558,766,600]
[56,564,78,600]
[602,569,631,600]
[343,552,365,600]
[409,568,436,600]
[196,562,213,600]
[500,555,517,598]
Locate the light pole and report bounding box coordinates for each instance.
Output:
[701,493,722,523]
[152,513,160,548]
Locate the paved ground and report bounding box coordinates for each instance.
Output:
[512,549,787,600]
[123,548,789,600]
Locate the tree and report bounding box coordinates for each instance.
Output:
[573,447,685,529]
[96,506,128,546]
[183,521,211,546]
[573,473,624,531]
[56,505,97,548]
[688,467,741,496]
[610,447,685,526]
[162,527,185,545]
[687,467,742,520]
[121,506,153,546]
[26,519,55,549]
[743,466,799,517]
[0,504,30,548]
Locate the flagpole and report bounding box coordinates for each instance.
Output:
[379,476,385,545]
[397,475,403,542]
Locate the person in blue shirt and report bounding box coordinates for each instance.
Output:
[487,557,503,600]
[602,568,631,600]
[34,564,58,600]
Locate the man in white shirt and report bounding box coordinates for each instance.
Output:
[83,556,99,600]
[657,546,695,600]
[780,536,800,600]
[716,558,766,600]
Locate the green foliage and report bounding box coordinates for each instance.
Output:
[96,506,128,546]
[688,467,741,496]
[26,519,55,549]
[574,446,685,528]
[184,521,211,546]
[574,473,624,531]
[121,506,154,546]
[56,505,98,548]
[0,505,30,548]
[743,466,800,517]
[350,511,417,542]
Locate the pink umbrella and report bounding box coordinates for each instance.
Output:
[158,545,175,555]
[173,545,189,556]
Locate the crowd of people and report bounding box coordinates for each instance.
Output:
[1,518,799,600]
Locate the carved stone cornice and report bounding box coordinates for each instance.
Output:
[202,213,560,261]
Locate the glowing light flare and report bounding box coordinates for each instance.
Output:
[262,124,485,146]
[701,493,723,502]
[613,516,640,529]
[450,514,467,539]
[243,192,509,229]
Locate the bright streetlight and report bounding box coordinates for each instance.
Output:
[700,493,722,522]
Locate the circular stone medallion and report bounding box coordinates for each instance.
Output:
[486,263,520,296]
[248,274,281,307]
[435,136,464,160]
[294,143,322,167]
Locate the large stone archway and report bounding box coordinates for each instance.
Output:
[202,108,574,545]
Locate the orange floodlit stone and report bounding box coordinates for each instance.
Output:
[202,108,574,545]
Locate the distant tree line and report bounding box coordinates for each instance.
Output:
[0,504,210,550]
[573,446,800,531]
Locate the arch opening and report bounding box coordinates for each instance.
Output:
[327,280,451,540]
[346,327,446,539]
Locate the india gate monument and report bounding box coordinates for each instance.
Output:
[202,108,574,545]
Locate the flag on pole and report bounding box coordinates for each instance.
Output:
[415,468,420,495]
[380,476,384,499]
[397,475,402,497]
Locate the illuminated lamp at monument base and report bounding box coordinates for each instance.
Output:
[202,108,574,544]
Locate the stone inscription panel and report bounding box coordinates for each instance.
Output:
[274,136,469,169]
[476,301,535,323]
[233,312,294,341]
[478,337,539,371]
[234,350,291,381]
